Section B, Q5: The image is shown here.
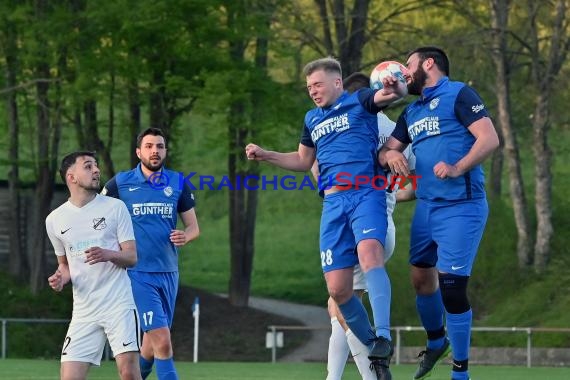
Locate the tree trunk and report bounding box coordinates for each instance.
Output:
[314,0,334,55]
[149,68,168,135]
[489,0,531,267]
[4,20,25,279]
[489,130,503,198]
[227,101,254,307]
[84,100,115,178]
[527,0,567,272]
[226,0,272,307]
[29,43,51,293]
[128,77,141,167]
[532,95,553,273]
[341,0,369,75]
[107,70,115,171]
[226,11,252,306]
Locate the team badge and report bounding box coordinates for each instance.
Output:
[163,186,173,197]
[93,217,107,230]
[429,97,440,110]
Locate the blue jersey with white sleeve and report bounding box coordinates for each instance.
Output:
[392,77,490,201]
[300,89,384,190]
[103,164,195,272]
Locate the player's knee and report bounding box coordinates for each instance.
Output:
[328,287,352,305]
[118,364,139,380]
[411,265,438,294]
[439,273,470,314]
[148,328,174,358]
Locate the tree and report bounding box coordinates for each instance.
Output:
[28,0,62,293]
[0,2,27,280]
[526,0,569,272]
[488,0,532,267]
[224,0,279,307]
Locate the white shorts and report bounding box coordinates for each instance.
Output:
[353,216,396,290]
[61,308,140,366]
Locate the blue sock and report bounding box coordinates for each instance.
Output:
[155,357,179,380]
[365,267,391,340]
[446,309,472,361]
[338,295,376,346]
[416,289,445,349]
[447,309,472,380]
[139,355,154,379]
[451,363,470,380]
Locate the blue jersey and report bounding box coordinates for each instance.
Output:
[103,164,195,272]
[392,77,490,201]
[301,89,384,190]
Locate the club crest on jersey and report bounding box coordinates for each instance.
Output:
[163,186,173,197]
[92,217,107,230]
[429,97,440,110]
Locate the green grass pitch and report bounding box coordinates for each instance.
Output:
[2,359,570,379]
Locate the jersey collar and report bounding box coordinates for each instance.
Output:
[135,163,166,184]
[320,91,349,112]
[420,76,449,102]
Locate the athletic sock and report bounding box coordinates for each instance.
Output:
[139,355,154,379]
[448,309,472,380]
[365,267,391,340]
[446,309,472,361]
[326,317,350,380]
[155,357,178,380]
[346,329,376,380]
[338,295,376,346]
[451,358,470,380]
[416,289,445,349]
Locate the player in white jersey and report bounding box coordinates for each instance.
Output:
[321,73,415,380]
[46,151,142,380]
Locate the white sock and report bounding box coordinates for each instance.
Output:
[346,329,376,380]
[326,317,350,380]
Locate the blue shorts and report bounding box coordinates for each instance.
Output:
[320,188,387,273]
[128,271,179,332]
[409,198,488,276]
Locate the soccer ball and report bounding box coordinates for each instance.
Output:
[370,61,408,90]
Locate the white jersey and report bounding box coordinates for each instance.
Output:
[46,194,136,322]
[377,112,416,217]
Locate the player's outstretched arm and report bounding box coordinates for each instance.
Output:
[245,143,315,172]
[171,208,200,247]
[373,76,408,107]
[48,256,71,292]
[84,240,137,268]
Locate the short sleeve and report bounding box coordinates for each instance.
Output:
[102,176,119,198]
[391,111,412,144]
[45,216,66,257]
[300,124,314,147]
[177,182,196,213]
[454,85,490,128]
[115,201,135,243]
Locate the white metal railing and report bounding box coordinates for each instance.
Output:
[1,301,202,362]
[1,318,69,359]
[267,324,570,367]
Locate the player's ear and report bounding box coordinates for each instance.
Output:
[67,172,76,184]
[135,148,142,159]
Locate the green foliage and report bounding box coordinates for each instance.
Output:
[0,274,72,358]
